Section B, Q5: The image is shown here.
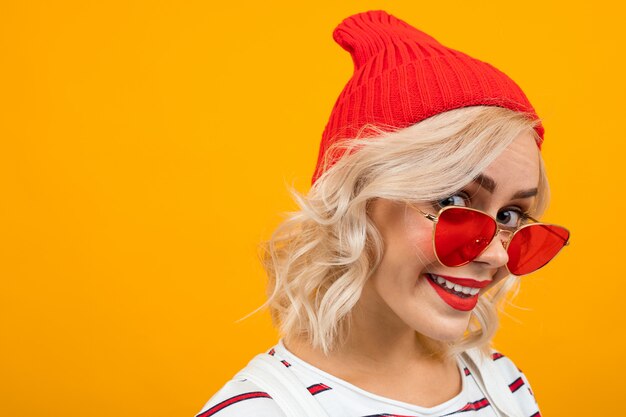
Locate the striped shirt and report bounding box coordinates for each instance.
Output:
[196,341,541,417]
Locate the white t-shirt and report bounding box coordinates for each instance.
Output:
[196,341,541,417]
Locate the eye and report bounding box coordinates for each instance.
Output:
[496,208,527,228]
[436,192,470,208]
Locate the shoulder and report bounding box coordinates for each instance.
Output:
[486,349,541,415]
[195,377,286,417]
[488,350,534,393]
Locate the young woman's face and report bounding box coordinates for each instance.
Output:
[361,131,541,342]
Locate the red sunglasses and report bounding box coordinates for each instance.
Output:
[412,205,570,276]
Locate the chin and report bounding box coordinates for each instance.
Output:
[422,329,465,343]
[412,317,470,343]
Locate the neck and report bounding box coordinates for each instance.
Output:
[284,286,449,375]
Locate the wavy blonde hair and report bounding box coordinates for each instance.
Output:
[260,106,549,356]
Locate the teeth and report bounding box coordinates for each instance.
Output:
[431,274,482,297]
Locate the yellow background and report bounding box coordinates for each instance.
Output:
[1,1,624,416]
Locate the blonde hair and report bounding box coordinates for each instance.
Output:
[260,106,549,356]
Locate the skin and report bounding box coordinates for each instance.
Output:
[285,131,541,407]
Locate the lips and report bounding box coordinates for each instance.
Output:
[434,275,492,289]
[425,273,490,311]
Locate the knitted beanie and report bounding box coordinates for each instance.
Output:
[312,10,543,184]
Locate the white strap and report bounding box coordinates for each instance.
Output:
[461,349,524,417]
[235,354,330,417]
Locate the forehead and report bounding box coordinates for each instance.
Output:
[480,131,541,193]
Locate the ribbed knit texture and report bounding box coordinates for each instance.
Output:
[312,10,543,184]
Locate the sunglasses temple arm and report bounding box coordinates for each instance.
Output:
[538,223,569,244]
[525,215,568,244]
[411,205,437,222]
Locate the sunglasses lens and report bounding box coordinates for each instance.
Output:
[507,224,570,275]
[435,208,497,266]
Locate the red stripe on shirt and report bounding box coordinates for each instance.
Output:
[307,383,332,395]
[509,376,525,393]
[196,391,271,417]
[445,398,491,415]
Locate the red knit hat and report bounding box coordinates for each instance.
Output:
[312,10,544,184]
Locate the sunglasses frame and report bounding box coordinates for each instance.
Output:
[410,204,570,276]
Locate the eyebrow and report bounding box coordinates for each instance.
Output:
[473,174,496,193]
[512,188,539,199]
[472,174,538,199]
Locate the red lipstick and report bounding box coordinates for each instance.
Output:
[433,274,491,288]
[425,274,487,311]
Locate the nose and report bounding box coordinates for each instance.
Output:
[473,230,510,268]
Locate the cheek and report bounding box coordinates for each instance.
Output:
[489,268,512,289]
[377,214,438,279]
[401,214,437,265]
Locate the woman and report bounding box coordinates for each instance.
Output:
[197,10,569,417]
